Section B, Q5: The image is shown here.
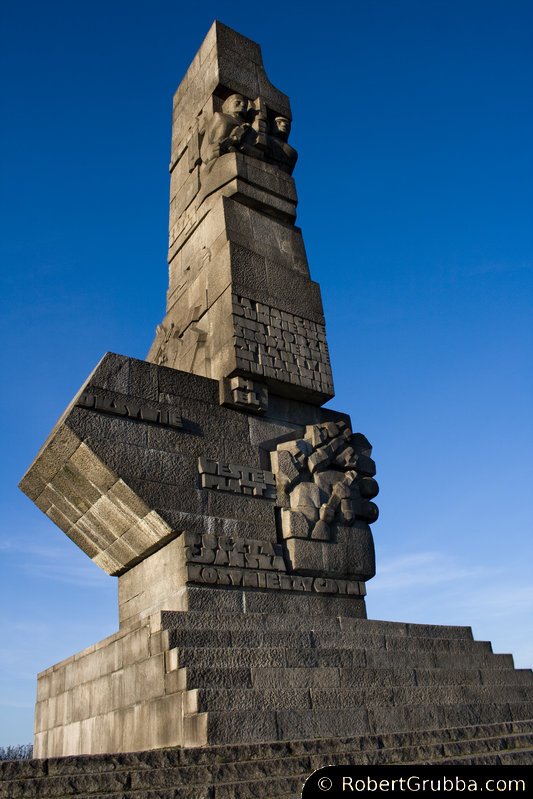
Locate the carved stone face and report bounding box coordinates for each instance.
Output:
[222,94,248,119]
[274,116,291,137]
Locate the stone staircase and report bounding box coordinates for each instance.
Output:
[3,610,533,798]
[157,610,533,748]
[2,720,533,798]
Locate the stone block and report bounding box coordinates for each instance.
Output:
[122,654,165,706]
[53,462,102,508]
[509,701,533,721]
[243,591,365,617]
[266,261,324,320]
[443,703,514,729]
[281,508,309,540]
[193,683,305,716]
[480,668,533,686]
[68,443,118,493]
[229,243,269,296]
[23,425,81,488]
[179,586,245,614]
[251,666,340,691]
[214,22,264,67]
[340,618,408,636]
[414,668,482,686]
[369,704,448,734]
[310,686,395,708]
[86,352,131,394]
[183,666,252,690]
[121,627,150,666]
[340,667,416,690]
[160,609,263,632]
[406,622,473,640]
[18,469,47,501]
[206,490,277,528]
[285,538,324,572]
[276,708,370,740]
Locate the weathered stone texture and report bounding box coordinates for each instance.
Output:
[17,21,530,771]
[146,20,334,404]
[3,722,533,799]
[20,354,372,589]
[30,608,533,759]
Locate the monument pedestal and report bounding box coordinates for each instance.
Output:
[34,605,533,758]
[23,353,374,756]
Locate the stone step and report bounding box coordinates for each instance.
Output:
[183,703,533,746]
[171,664,532,693]
[170,645,513,670]
[160,611,474,640]
[304,731,533,766]
[416,748,533,766]
[166,627,492,655]
[4,733,533,799]
[3,722,533,799]
[4,717,533,781]
[0,766,306,799]
[183,683,533,713]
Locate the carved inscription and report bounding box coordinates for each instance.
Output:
[186,564,364,595]
[220,376,268,413]
[77,392,183,429]
[232,295,333,395]
[198,457,276,499]
[185,533,285,570]
[184,532,365,596]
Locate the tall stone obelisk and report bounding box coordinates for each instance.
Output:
[146,24,333,406]
[21,21,379,756]
[15,21,533,767]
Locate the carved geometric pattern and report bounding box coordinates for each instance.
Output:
[232,294,333,394]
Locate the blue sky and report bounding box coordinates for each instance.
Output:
[0,0,532,746]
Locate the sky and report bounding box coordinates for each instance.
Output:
[0,0,532,747]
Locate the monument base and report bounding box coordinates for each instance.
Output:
[20,353,533,761]
[117,536,367,628]
[6,720,533,799]
[34,607,533,758]
[20,353,383,758]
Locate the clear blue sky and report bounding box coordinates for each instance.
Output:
[1,0,531,746]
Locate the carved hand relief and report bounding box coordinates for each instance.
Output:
[200,93,298,175]
[272,421,379,539]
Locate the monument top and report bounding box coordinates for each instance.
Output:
[170,21,293,170]
[147,20,334,406]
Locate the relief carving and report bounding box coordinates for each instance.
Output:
[232,294,333,396]
[198,457,277,499]
[269,116,298,174]
[271,421,379,580]
[219,376,268,413]
[273,420,379,537]
[200,94,255,166]
[200,93,298,175]
[183,532,365,596]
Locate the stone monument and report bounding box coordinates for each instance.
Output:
[17,21,533,772]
